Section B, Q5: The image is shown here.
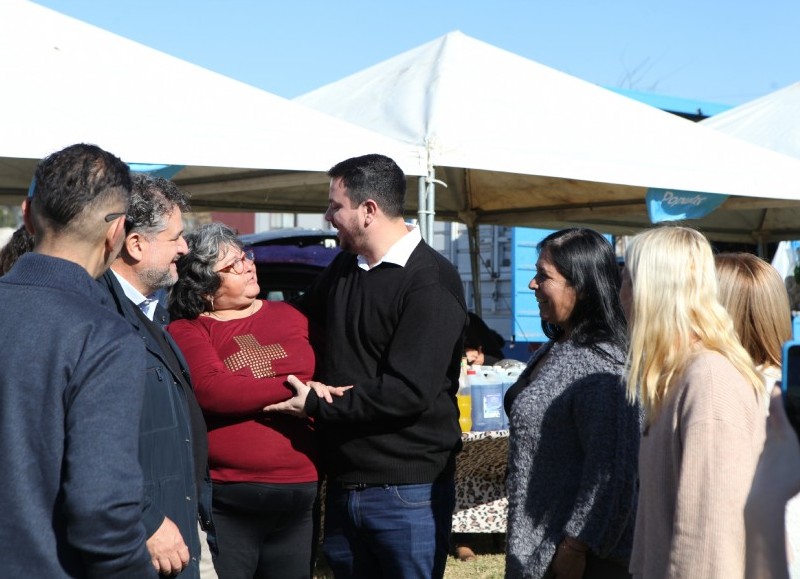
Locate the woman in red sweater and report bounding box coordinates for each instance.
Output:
[168,222,327,579]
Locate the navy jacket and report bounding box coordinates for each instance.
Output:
[100,271,213,578]
[0,254,154,578]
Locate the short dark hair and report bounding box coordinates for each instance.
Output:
[126,174,190,236]
[327,154,406,218]
[464,312,505,359]
[30,143,131,233]
[538,228,627,352]
[169,222,242,321]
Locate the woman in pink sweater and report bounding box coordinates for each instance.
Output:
[623,226,766,579]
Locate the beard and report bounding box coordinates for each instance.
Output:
[139,263,177,292]
[336,222,367,255]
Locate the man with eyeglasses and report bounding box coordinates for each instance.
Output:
[0,143,155,577]
[98,174,213,578]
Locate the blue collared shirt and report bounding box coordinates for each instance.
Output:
[110,269,158,321]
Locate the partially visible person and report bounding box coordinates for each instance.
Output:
[0,225,34,275]
[746,387,800,579]
[715,252,800,578]
[715,252,791,396]
[98,174,213,578]
[464,311,505,367]
[626,226,766,579]
[168,222,326,579]
[0,143,154,577]
[265,154,468,579]
[503,228,640,579]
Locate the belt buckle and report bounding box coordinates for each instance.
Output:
[342,482,368,491]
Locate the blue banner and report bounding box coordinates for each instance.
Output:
[646,188,728,223]
[127,163,185,179]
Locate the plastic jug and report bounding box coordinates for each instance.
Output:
[457,361,472,432]
[470,366,504,431]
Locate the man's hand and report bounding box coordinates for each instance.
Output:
[146,516,189,576]
[263,375,352,417]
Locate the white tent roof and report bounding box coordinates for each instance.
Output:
[0,0,425,209]
[698,81,800,245]
[701,82,800,159]
[297,31,800,240]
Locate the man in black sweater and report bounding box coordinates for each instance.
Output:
[267,154,468,579]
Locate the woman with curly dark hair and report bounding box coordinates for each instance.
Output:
[167,222,341,579]
[0,226,34,275]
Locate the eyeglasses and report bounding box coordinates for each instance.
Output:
[216,250,255,275]
[104,211,127,222]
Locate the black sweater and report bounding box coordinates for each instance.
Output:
[298,241,467,484]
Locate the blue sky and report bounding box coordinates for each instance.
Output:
[34,0,799,107]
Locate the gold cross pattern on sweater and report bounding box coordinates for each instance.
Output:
[224,334,288,378]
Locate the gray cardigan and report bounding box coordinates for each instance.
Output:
[504,339,641,579]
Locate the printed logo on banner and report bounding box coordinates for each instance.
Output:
[646,188,728,223]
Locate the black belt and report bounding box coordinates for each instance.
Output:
[338,482,387,491]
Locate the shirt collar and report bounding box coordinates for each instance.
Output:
[111,269,157,321]
[356,224,421,271]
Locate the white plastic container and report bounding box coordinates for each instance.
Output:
[470,366,505,431]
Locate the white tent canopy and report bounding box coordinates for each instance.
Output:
[701,82,800,159]
[699,81,800,247]
[699,82,800,278]
[0,0,425,210]
[297,31,800,242]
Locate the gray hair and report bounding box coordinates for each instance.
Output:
[168,222,242,320]
[126,174,190,237]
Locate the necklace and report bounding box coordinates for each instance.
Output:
[206,299,258,321]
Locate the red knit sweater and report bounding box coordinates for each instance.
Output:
[168,301,318,484]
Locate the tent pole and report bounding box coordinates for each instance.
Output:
[426,167,436,243]
[467,221,482,318]
[417,177,426,240]
[417,168,437,244]
[757,235,767,258]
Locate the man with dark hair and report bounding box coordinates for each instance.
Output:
[98,174,213,578]
[267,153,468,578]
[0,143,154,577]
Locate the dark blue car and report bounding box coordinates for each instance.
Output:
[239,228,340,301]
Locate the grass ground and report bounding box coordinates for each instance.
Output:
[314,534,506,579]
[444,553,505,578]
[314,554,505,579]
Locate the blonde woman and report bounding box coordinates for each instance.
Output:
[715,252,799,578]
[624,226,766,579]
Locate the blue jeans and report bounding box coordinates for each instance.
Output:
[322,477,455,579]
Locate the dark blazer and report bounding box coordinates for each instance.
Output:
[0,254,154,578]
[99,271,213,578]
